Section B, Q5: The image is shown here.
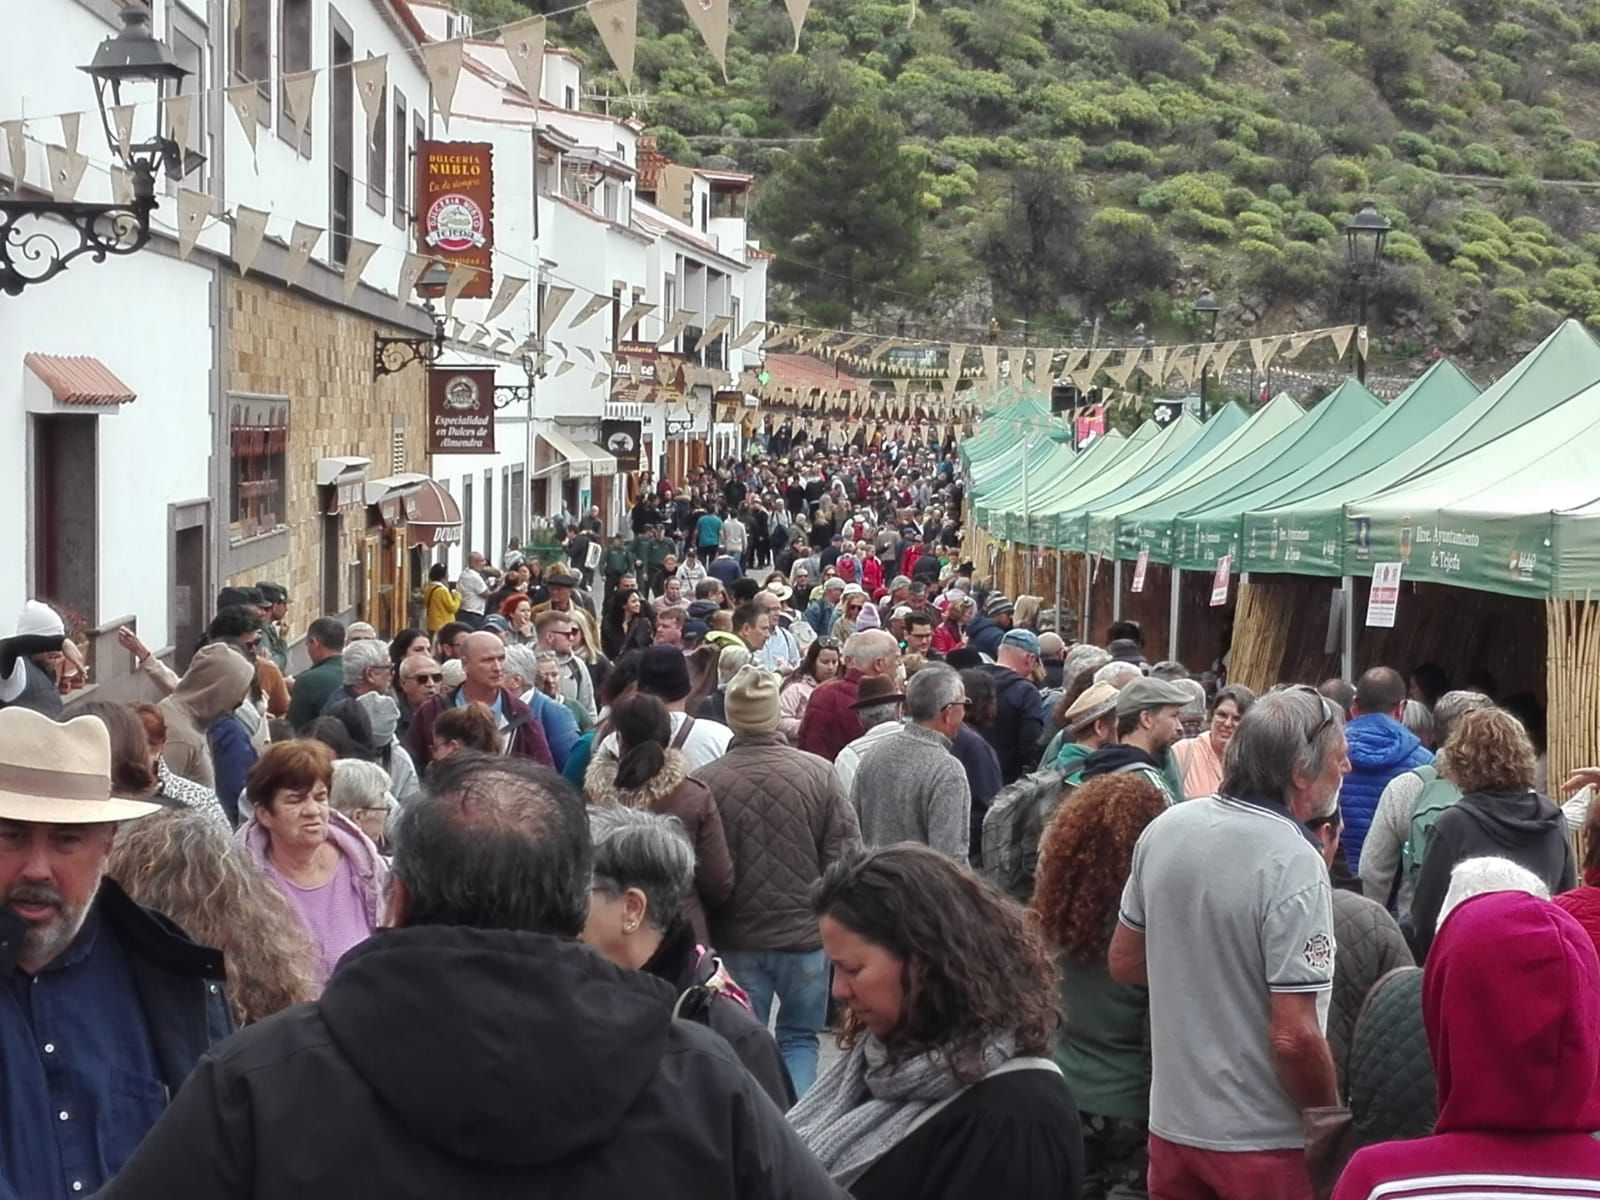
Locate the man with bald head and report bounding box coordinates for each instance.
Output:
[798,630,901,762]
[403,631,553,771]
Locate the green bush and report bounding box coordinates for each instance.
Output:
[1460,143,1505,174]
[1383,230,1434,265]
[1489,21,1537,54]
[1568,43,1600,82]
[1287,211,1339,242]
[1089,139,1160,170]
[1167,209,1235,239]
[1137,172,1229,214]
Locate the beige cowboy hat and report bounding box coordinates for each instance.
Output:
[0,707,162,823]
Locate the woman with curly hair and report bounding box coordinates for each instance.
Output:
[791,844,1083,1199]
[106,807,319,1025]
[1409,706,1575,960]
[1032,773,1167,1199]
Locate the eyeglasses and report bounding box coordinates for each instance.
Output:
[1286,684,1339,744]
[815,637,841,650]
[411,672,443,683]
[943,698,973,711]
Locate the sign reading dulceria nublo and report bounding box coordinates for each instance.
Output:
[417,141,494,299]
[428,367,497,454]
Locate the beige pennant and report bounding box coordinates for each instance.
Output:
[553,359,576,378]
[1249,335,1284,376]
[60,112,80,155]
[109,165,134,205]
[176,187,212,259]
[586,0,639,82]
[1169,348,1198,387]
[833,333,870,357]
[784,0,811,49]
[618,300,655,334]
[656,308,696,348]
[1084,347,1111,382]
[980,343,999,381]
[108,105,136,164]
[1281,330,1319,361]
[763,324,798,351]
[502,16,546,102]
[444,261,477,315]
[1105,349,1139,390]
[868,338,899,364]
[1057,347,1087,379]
[1328,325,1356,361]
[232,206,269,275]
[1357,325,1369,361]
[679,0,730,75]
[166,94,194,156]
[282,72,316,142]
[226,82,262,156]
[486,275,529,323]
[1142,343,1169,387]
[45,145,88,203]
[570,292,612,327]
[285,221,323,287]
[731,319,765,349]
[591,370,611,392]
[946,344,967,383]
[2,120,24,185]
[420,40,465,124]
[470,325,493,347]
[695,315,732,352]
[1210,339,1243,378]
[342,238,379,300]
[353,56,388,144]
[576,344,596,364]
[397,252,429,300]
[539,285,576,334]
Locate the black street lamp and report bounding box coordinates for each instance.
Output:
[1194,287,1221,419]
[1,6,199,296]
[1344,197,1391,384]
[373,259,448,377]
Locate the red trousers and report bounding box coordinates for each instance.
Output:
[1148,1132,1313,1200]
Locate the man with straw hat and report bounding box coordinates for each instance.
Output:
[0,707,231,1199]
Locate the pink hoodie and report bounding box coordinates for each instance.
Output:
[1334,890,1600,1199]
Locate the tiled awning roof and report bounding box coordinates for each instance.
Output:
[24,353,136,406]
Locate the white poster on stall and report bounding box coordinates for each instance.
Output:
[1367,561,1402,627]
[1132,549,1149,593]
[1210,555,1232,607]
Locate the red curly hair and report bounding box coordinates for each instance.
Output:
[1031,773,1167,963]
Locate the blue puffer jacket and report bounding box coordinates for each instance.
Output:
[1341,713,1432,869]
[966,614,1005,658]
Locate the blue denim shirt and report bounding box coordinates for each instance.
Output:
[0,908,164,1199]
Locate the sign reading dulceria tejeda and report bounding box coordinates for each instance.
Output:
[417,141,494,300]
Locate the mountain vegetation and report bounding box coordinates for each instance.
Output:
[464,0,1600,363]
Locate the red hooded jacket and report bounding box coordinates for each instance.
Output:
[1334,890,1600,1200]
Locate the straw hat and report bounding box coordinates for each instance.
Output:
[0,707,162,823]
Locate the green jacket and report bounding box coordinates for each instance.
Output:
[287,656,343,731]
[603,544,635,576]
[1051,739,1095,775]
[641,536,675,572]
[257,623,289,672]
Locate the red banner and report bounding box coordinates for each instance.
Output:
[417,140,494,300]
[427,367,497,454]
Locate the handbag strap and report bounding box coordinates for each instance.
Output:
[671,714,697,750]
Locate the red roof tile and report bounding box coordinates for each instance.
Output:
[764,353,865,391]
[24,353,136,406]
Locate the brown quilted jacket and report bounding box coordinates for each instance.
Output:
[692,731,862,952]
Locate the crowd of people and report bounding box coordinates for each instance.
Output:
[2,437,1600,1199]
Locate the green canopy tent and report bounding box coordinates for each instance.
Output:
[960,386,1058,468]
[1164,378,1385,574]
[970,434,1076,523]
[1024,417,1199,548]
[989,430,1137,543]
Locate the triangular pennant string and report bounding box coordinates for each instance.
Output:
[232,206,269,275]
[420,40,465,125]
[586,0,639,83]
[485,275,528,323]
[502,16,547,102]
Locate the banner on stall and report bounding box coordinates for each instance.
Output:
[427,367,497,453]
[1210,555,1232,607]
[417,140,494,299]
[1366,562,1402,628]
[1132,549,1149,593]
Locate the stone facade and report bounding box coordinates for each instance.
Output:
[222,275,429,642]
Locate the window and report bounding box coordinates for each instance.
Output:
[279,0,312,148]
[228,397,289,541]
[564,85,576,109]
[462,475,474,555]
[233,0,271,95]
[412,110,426,221]
[329,15,354,266]
[700,193,709,232]
[367,58,387,214]
[391,91,408,230]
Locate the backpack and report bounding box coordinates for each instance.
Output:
[981,769,1067,903]
[1400,764,1461,886]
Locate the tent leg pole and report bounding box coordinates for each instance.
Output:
[1169,568,1182,663]
[1054,551,1064,633]
[1342,575,1355,682]
[1081,556,1092,643]
[1113,560,1124,622]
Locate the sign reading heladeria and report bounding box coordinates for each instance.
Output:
[428,367,497,454]
[417,140,494,299]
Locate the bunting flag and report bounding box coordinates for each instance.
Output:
[1169,347,1198,386]
[867,338,898,364]
[1210,339,1243,378]
[784,0,811,50]
[1084,347,1111,382]
[553,359,576,378]
[485,275,528,322]
[1281,330,1319,361]
[539,285,576,333]
[175,187,212,259]
[695,315,732,351]
[420,39,465,123]
[226,83,263,156]
[342,238,379,300]
[569,292,612,327]
[284,221,322,287]
[60,113,80,154]
[353,57,388,142]
[397,252,429,300]
[1143,343,1169,387]
[1105,348,1139,389]
[587,0,639,83]
[444,261,476,314]
[503,16,547,102]
[618,300,656,334]
[946,344,967,385]
[731,319,765,349]
[3,120,25,184]
[110,105,135,163]
[232,206,269,275]
[656,308,695,347]
[1356,325,1369,361]
[165,94,194,159]
[980,344,999,382]
[1328,325,1355,361]
[763,324,799,351]
[832,333,870,356]
[109,165,134,204]
[45,144,87,203]
[282,72,316,142]
[1250,334,1284,375]
[592,370,611,391]
[576,345,596,364]
[679,0,730,75]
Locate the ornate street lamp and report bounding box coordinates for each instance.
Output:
[1344,198,1391,384]
[1194,287,1221,419]
[373,260,448,377]
[1,6,200,296]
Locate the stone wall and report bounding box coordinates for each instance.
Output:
[222,276,428,641]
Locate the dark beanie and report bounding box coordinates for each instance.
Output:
[637,645,691,702]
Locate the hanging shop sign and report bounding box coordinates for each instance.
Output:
[427,366,497,454]
[417,140,494,299]
[601,418,643,472]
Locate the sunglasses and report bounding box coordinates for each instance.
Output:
[1286,684,1339,744]
[411,672,443,683]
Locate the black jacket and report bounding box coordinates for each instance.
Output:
[851,1069,1084,1200]
[1409,789,1576,960]
[98,925,840,1200]
[981,664,1047,785]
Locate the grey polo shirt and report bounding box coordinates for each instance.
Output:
[1119,794,1334,1152]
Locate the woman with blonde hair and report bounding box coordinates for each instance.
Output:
[107,807,319,1024]
[1409,706,1576,959]
[1013,595,1043,632]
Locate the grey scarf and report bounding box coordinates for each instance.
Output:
[789,1031,1015,1184]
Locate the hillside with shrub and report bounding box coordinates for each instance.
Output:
[466,0,1600,364]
